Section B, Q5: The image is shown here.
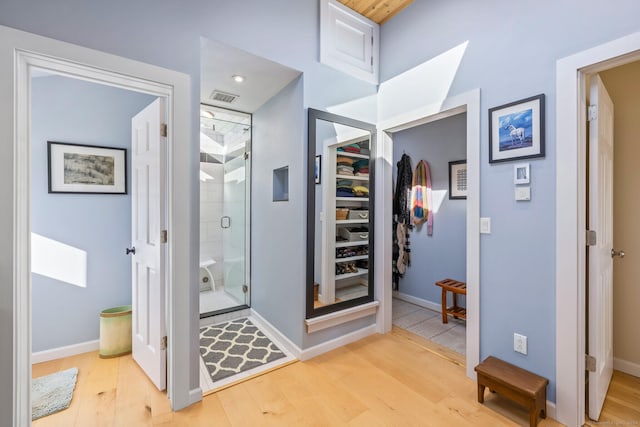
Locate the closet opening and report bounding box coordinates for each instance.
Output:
[391,112,468,363]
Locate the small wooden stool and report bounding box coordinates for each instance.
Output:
[475,356,548,427]
[434,278,467,324]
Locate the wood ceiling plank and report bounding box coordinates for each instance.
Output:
[337,0,414,24]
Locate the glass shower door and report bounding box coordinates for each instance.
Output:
[222,142,249,306]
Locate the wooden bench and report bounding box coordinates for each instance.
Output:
[474,356,549,427]
[434,278,466,324]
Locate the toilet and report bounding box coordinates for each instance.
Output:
[199,258,216,292]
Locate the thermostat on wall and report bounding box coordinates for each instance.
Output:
[515,186,531,201]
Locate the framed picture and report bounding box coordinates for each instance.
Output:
[489,94,545,163]
[514,163,530,184]
[449,160,467,200]
[48,141,127,194]
[315,155,321,184]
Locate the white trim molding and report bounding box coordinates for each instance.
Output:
[32,340,100,364]
[305,301,379,334]
[376,88,481,380]
[300,324,378,361]
[613,358,640,378]
[250,309,303,359]
[555,31,640,427]
[2,24,193,426]
[393,291,442,313]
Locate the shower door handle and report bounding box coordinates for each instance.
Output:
[221,216,231,229]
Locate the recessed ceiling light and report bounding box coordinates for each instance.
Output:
[232,74,245,83]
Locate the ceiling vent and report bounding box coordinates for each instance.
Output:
[209,90,239,104]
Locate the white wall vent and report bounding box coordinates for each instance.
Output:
[209,90,239,104]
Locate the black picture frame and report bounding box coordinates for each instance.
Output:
[488,94,545,163]
[48,141,127,194]
[449,160,467,200]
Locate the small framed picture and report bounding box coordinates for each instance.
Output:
[48,141,127,194]
[315,155,321,185]
[514,163,530,184]
[449,160,467,200]
[489,94,545,163]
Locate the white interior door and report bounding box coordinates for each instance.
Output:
[131,98,166,391]
[588,74,614,420]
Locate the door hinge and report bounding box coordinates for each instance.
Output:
[588,105,598,122]
[586,354,596,372]
[161,336,167,350]
[243,152,249,160]
[161,229,168,244]
[161,123,168,137]
[586,230,597,246]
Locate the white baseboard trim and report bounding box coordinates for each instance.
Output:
[32,339,100,364]
[614,357,640,377]
[249,309,303,359]
[189,387,203,405]
[299,324,377,361]
[546,400,557,420]
[393,291,441,313]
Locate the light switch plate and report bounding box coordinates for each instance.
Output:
[515,186,531,201]
[480,217,491,234]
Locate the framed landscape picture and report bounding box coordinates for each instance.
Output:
[489,94,545,163]
[48,141,127,194]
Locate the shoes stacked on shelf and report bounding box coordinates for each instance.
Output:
[336,261,359,275]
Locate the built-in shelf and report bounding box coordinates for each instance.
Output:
[335,240,368,248]
[336,197,369,202]
[336,151,369,159]
[336,174,369,181]
[335,255,368,262]
[335,268,368,280]
[336,219,368,225]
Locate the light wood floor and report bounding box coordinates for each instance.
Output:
[33,328,568,426]
[585,370,640,426]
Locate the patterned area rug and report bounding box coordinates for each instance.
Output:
[200,318,286,383]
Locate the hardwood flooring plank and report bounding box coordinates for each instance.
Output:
[40,330,640,426]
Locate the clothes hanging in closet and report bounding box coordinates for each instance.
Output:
[411,159,433,236]
[392,153,413,290]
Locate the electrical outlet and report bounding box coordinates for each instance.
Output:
[514,333,527,355]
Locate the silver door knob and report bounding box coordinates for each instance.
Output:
[611,249,625,258]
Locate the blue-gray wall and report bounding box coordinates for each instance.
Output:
[2,0,640,416]
[380,0,639,402]
[31,75,156,352]
[392,113,466,306]
[252,76,306,346]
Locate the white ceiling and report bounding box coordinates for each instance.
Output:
[200,38,301,113]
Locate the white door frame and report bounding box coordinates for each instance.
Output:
[375,88,481,379]
[555,31,640,427]
[2,25,195,426]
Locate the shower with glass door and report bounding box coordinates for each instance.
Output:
[199,104,251,316]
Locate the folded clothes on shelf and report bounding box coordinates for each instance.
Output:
[337,165,354,176]
[336,156,354,165]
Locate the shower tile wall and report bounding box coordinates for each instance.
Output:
[200,162,224,289]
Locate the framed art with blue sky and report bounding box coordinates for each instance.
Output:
[488,94,545,163]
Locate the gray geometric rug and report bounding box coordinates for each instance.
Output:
[200,318,286,383]
[32,367,78,420]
